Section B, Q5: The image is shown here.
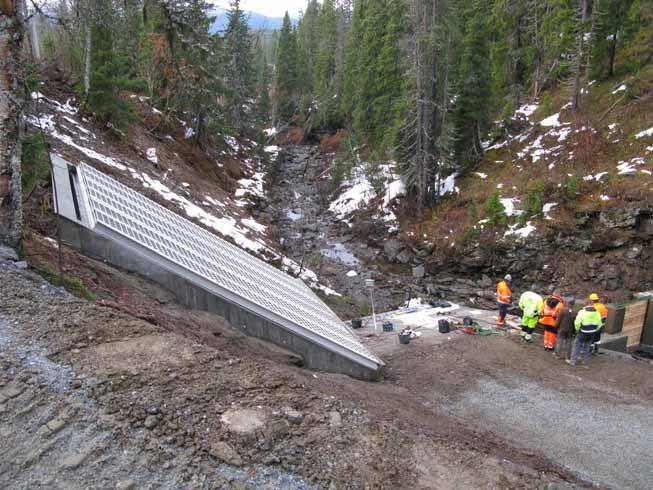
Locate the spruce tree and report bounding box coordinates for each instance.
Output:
[223,0,255,134]
[274,13,299,125]
[453,0,493,170]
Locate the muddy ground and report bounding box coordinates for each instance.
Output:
[0,246,589,489]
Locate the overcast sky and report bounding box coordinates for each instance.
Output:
[210,0,307,18]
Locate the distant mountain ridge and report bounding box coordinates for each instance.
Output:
[208,7,294,32]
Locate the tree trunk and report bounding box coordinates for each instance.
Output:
[83,21,91,103]
[583,0,599,84]
[0,0,25,248]
[572,0,588,111]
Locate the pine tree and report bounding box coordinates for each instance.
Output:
[274,13,299,125]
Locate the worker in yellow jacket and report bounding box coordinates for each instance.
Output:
[568,304,603,367]
[518,291,543,342]
[589,293,608,355]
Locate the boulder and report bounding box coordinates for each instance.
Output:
[0,245,18,262]
[383,238,404,262]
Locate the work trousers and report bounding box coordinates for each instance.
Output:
[571,332,594,365]
[497,303,509,322]
[543,325,558,349]
[555,334,573,360]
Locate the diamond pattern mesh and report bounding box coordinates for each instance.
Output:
[79,164,380,365]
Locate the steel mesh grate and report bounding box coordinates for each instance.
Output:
[79,164,380,365]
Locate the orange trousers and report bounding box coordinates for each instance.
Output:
[544,330,558,349]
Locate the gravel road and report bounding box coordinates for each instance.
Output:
[448,373,653,489]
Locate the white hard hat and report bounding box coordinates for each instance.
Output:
[504,274,512,282]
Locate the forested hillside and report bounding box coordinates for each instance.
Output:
[272,0,652,218]
[9,0,653,305]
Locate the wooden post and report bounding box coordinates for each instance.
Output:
[0,0,25,249]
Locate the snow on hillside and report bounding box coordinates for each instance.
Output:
[27,91,338,295]
[329,163,406,231]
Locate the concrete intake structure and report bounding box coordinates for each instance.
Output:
[51,156,383,380]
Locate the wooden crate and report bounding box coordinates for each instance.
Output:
[622,301,649,349]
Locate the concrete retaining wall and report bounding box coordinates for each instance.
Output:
[60,218,381,381]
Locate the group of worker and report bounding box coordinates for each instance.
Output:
[496,274,608,367]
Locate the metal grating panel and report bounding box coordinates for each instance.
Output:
[78,164,381,366]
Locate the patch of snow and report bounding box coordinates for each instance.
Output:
[608,123,618,131]
[600,195,610,201]
[612,84,627,94]
[182,182,190,188]
[31,92,78,115]
[264,127,277,137]
[543,202,557,220]
[241,218,266,233]
[584,172,609,182]
[185,127,195,139]
[265,145,280,158]
[384,178,406,206]
[36,118,127,171]
[555,127,572,142]
[236,172,265,199]
[635,127,653,139]
[505,221,536,239]
[540,113,561,127]
[438,173,458,195]
[286,209,303,221]
[225,136,240,152]
[146,147,158,165]
[617,158,644,175]
[346,270,358,278]
[475,172,487,179]
[500,198,523,217]
[516,103,538,118]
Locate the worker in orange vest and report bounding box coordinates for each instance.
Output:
[496,274,513,326]
[589,293,608,355]
[540,292,565,351]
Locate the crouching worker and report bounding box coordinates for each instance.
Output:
[519,291,543,343]
[568,303,602,367]
[554,297,575,360]
[540,293,565,351]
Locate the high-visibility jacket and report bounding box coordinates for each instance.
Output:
[593,302,608,324]
[574,306,603,334]
[497,281,512,304]
[519,291,543,318]
[540,295,565,327]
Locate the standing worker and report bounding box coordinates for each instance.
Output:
[568,303,603,367]
[540,292,565,351]
[554,297,575,361]
[589,293,608,355]
[519,290,543,342]
[496,274,513,326]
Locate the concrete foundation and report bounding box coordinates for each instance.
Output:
[60,218,381,381]
[601,335,628,353]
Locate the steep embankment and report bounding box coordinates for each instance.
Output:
[22,81,339,297]
[316,67,653,305]
[423,67,653,301]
